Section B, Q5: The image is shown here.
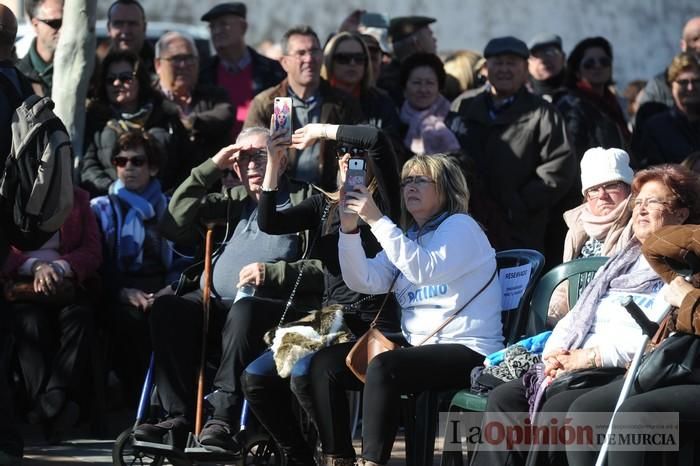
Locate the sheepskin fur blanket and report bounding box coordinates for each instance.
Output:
[264,305,353,378]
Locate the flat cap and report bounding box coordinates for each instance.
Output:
[528,33,563,52]
[201,2,246,22]
[389,16,435,43]
[483,36,529,59]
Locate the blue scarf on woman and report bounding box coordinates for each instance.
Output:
[110,178,171,272]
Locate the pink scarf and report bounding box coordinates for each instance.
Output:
[400,95,459,154]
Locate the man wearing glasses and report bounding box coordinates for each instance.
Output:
[134,127,321,451]
[199,3,285,140]
[17,0,63,97]
[154,31,235,175]
[527,33,567,103]
[244,25,363,191]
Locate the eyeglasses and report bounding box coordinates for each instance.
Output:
[336,146,367,158]
[400,176,435,188]
[585,181,626,200]
[112,155,147,167]
[160,54,197,66]
[286,48,323,60]
[334,52,367,65]
[631,197,675,211]
[36,18,62,30]
[581,56,612,70]
[237,149,267,166]
[674,78,700,89]
[106,72,136,85]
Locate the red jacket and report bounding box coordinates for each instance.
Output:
[2,187,102,283]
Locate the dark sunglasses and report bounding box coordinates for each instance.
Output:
[112,155,147,168]
[106,72,136,85]
[581,56,612,70]
[37,18,62,30]
[336,146,367,158]
[334,52,367,65]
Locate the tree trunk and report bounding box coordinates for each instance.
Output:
[51,0,96,179]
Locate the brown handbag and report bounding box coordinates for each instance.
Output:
[345,267,497,382]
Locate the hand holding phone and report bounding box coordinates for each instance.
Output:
[343,158,366,213]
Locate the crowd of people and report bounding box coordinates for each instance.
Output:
[1,0,700,465]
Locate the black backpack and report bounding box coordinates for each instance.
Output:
[0,73,74,250]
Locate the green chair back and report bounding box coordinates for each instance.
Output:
[526,256,609,336]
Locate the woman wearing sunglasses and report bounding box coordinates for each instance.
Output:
[80,49,188,197]
[240,123,401,466]
[90,129,187,403]
[321,32,403,161]
[556,37,630,164]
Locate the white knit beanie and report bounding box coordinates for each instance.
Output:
[580,147,634,195]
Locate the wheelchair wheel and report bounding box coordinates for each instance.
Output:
[113,427,166,466]
[241,433,282,466]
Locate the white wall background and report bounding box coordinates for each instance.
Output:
[96,0,700,89]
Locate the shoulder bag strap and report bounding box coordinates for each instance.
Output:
[275,199,331,327]
[368,271,401,328]
[415,266,498,346]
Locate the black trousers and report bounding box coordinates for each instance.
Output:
[11,300,93,408]
[149,291,303,424]
[470,375,625,466]
[566,379,700,466]
[0,300,23,458]
[306,342,483,464]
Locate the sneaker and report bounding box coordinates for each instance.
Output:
[198,419,240,453]
[133,416,191,445]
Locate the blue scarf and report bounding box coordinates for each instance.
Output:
[110,179,171,272]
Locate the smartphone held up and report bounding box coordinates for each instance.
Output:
[343,157,367,213]
[273,97,293,143]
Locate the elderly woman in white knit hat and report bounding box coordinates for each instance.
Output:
[547,147,635,325]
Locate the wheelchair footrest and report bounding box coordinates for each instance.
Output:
[183,432,242,462]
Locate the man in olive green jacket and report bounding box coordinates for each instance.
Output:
[134,126,322,452]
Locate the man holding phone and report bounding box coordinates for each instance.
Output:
[244,25,363,192]
[134,127,322,451]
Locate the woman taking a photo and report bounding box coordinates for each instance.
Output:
[241,122,401,466]
[314,153,503,466]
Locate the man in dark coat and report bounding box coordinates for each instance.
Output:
[198,2,285,140]
[447,36,575,253]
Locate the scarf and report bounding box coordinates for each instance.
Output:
[110,179,171,272]
[575,81,631,141]
[108,102,154,131]
[579,198,629,241]
[525,239,662,416]
[400,95,459,154]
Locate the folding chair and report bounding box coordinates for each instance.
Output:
[440,255,608,466]
[404,249,545,466]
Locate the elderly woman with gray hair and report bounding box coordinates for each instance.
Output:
[471,163,700,466]
[548,147,635,325]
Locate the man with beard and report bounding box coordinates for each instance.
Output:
[633,52,700,167]
[244,25,362,191]
[447,36,575,253]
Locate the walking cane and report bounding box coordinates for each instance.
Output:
[195,223,215,436]
[595,250,700,465]
[594,298,671,466]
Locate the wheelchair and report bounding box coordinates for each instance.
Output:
[111,354,283,466]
